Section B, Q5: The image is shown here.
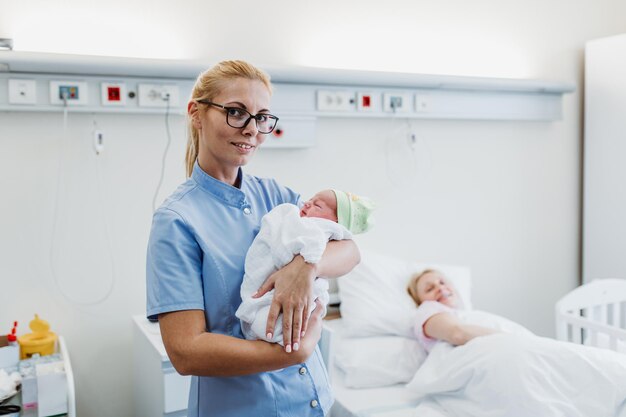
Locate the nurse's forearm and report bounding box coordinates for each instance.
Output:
[314,240,360,278]
[177,333,305,376]
[159,309,315,377]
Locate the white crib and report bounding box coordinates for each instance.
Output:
[555,278,626,352]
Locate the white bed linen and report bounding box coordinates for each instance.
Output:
[330,369,422,417]
[325,319,424,417]
[406,333,626,417]
[334,336,426,389]
[325,312,531,417]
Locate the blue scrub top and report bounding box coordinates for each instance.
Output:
[146,162,333,417]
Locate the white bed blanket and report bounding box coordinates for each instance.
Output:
[235,203,351,344]
[406,332,626,417]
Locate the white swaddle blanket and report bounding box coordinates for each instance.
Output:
[236,203,352,344]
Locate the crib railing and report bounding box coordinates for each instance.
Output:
[555,279,626,352]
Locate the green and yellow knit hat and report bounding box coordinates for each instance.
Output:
[332,190,375,234]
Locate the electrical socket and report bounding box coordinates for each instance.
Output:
[138,84,180,108]
[316,90,355,112]
[8,79,37,104]
[415,94,431,113]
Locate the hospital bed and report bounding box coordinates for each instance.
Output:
[321,319,422,417]
[318,250,475,417]
[320,251,626,417]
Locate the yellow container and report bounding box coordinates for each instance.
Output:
[17,314,57,359]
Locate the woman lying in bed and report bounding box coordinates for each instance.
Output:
[405,269,626,417]
[406,269,498,351]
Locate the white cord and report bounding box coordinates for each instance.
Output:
[49,99,116,307]
[384,110,418,185]
[91,118,116,304]
[152,95,172,212]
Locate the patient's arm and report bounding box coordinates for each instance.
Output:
[423,312,498,346]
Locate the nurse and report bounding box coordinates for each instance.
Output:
[146,60,360,417]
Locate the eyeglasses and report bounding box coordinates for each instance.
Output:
[197,100,279,134]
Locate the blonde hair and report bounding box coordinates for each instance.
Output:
[406,269,437,306]
[185,60,272,177]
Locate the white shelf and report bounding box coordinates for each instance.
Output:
[58,336,76,417]
[0,51,575,123]
[0,51,574,94]
[132,315,191,417]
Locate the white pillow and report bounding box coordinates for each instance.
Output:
[335,336,427,388]
[338,250,472,338]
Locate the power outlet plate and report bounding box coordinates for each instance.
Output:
[8,79,37,105]
[138,84,180,108]
[316,90,355,112]
[415,94,431,113]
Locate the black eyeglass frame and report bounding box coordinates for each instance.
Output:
[196,100,279,134]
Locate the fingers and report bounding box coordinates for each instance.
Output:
[282,307,293,352]
[291,303,305,352]
[277,301,309,353]
[254,274,277,299]
[300,307,308,338]
[300,295,317,337]
[265,301,281,342]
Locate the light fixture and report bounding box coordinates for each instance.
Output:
[0,38,14,51]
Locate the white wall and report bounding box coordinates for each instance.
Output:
[1,1,626,416]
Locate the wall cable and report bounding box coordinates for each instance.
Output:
[152,94,172,212]
[384,103,418,185]
[90,119,117,304]
[49,96,116,307]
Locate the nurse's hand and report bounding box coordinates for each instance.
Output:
[292,298,324,361]
[254,255,317,353]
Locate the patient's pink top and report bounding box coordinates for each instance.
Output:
[413,301,457,352]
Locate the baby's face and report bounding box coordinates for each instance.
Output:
[416,271,457,308]
[300,190,338,222]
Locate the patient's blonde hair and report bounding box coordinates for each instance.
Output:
[185,60,272,177]
[407,269,437,306]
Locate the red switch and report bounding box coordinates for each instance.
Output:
[108,87,121,101]
[362,95,371,107]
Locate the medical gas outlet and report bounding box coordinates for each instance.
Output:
[49,81,88,106]
[383,92,412,113]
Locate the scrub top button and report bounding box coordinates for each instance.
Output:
[310,400,319,408]
[299,366,307,375]
[243,207,251,215]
